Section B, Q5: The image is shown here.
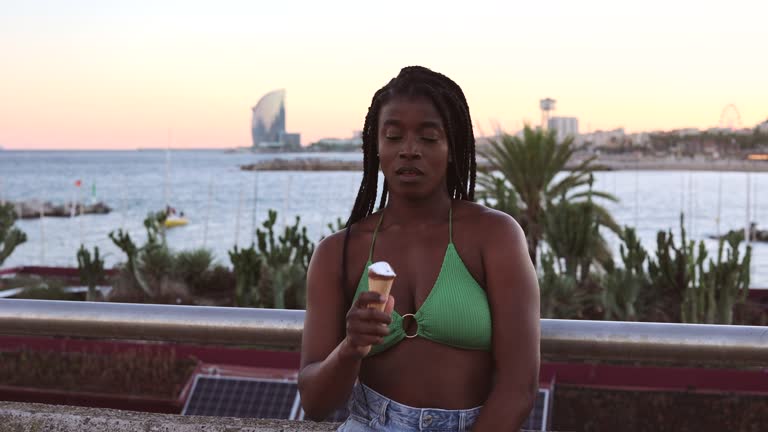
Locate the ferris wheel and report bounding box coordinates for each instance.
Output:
[719,104,743,131]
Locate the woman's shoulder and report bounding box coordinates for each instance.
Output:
[313,212,383,258]
[454,201,525,244]
[454,201,522,234]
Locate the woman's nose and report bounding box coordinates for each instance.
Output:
[398,137,422,159]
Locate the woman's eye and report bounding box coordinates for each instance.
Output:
[383,128,402,140]
[421,128,440,141]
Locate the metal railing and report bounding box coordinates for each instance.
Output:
[1,299,767,366]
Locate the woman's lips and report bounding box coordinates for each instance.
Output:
[395,166,424,176]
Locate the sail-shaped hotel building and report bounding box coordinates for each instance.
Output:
[251,89,300,151]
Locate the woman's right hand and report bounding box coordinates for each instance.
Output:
[342,292,395,358]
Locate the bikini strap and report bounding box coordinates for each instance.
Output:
[368,211,386,262]
[449,203,454,245]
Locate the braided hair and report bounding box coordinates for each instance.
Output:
[345,66,477,228]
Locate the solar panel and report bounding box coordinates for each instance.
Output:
[183,374,550,429]
[182,375,300,419]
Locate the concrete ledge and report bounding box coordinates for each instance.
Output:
[0,402,339,432]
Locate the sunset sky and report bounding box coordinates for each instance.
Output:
[1,0,766,150]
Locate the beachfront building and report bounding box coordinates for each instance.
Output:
[577,128,626,149]
[311,131,363,151]
[548,116,579,144]
[251,89,301,151]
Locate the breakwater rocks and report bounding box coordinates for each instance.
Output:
[241,158,363,171]
[10,200,111,219]
[241,156,768,172]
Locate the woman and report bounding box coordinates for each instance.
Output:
[299,66,540,431]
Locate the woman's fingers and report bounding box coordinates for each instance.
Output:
[343,292,395,355]
[354,291,388,310]
[347,319,390,337]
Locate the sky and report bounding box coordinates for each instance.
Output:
[1,0,767,150]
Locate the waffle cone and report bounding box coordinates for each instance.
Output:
[367,278,394,312]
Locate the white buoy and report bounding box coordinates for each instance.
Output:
[202,175,213,248]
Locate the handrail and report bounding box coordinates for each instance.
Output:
[0,299,303,348]
[1,299,767,365]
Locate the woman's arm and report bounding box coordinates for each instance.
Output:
[472,212,540,431]
[298,231,393,421]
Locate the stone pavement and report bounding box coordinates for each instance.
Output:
[0,401,339,432]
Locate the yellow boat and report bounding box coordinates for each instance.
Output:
[164,217,188,228]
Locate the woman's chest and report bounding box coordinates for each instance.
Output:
[365,230,485,311]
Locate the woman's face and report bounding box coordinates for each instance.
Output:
[377,95,450,200]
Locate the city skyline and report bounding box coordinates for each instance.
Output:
[1,0,767,150]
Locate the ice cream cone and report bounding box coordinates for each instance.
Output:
[368,261,396,312]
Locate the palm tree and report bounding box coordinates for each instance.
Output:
[478,125,618,266]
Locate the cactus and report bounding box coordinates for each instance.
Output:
[648,214,693,322]
[599,227,650,321]
[76,245,106,301]
[108,229,152,296]
[684,232,751,324]
[108,229,138,273]
[108,210,175,298]
[619,227,647,276]
[143,210,168,247]
[648,214,751,324]
[256,210,314,271]
[0,202,27,267]
[255,210,315,309]
[679,241,708,324]
[228,244,262,307]
[325,217,346,237]
[539,252,586,319]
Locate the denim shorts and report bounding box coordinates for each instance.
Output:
[337,383,483,431]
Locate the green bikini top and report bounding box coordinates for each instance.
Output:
[352,205,492,356]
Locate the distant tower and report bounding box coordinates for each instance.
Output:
[540,98,556,130]
[251,89,287,149]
